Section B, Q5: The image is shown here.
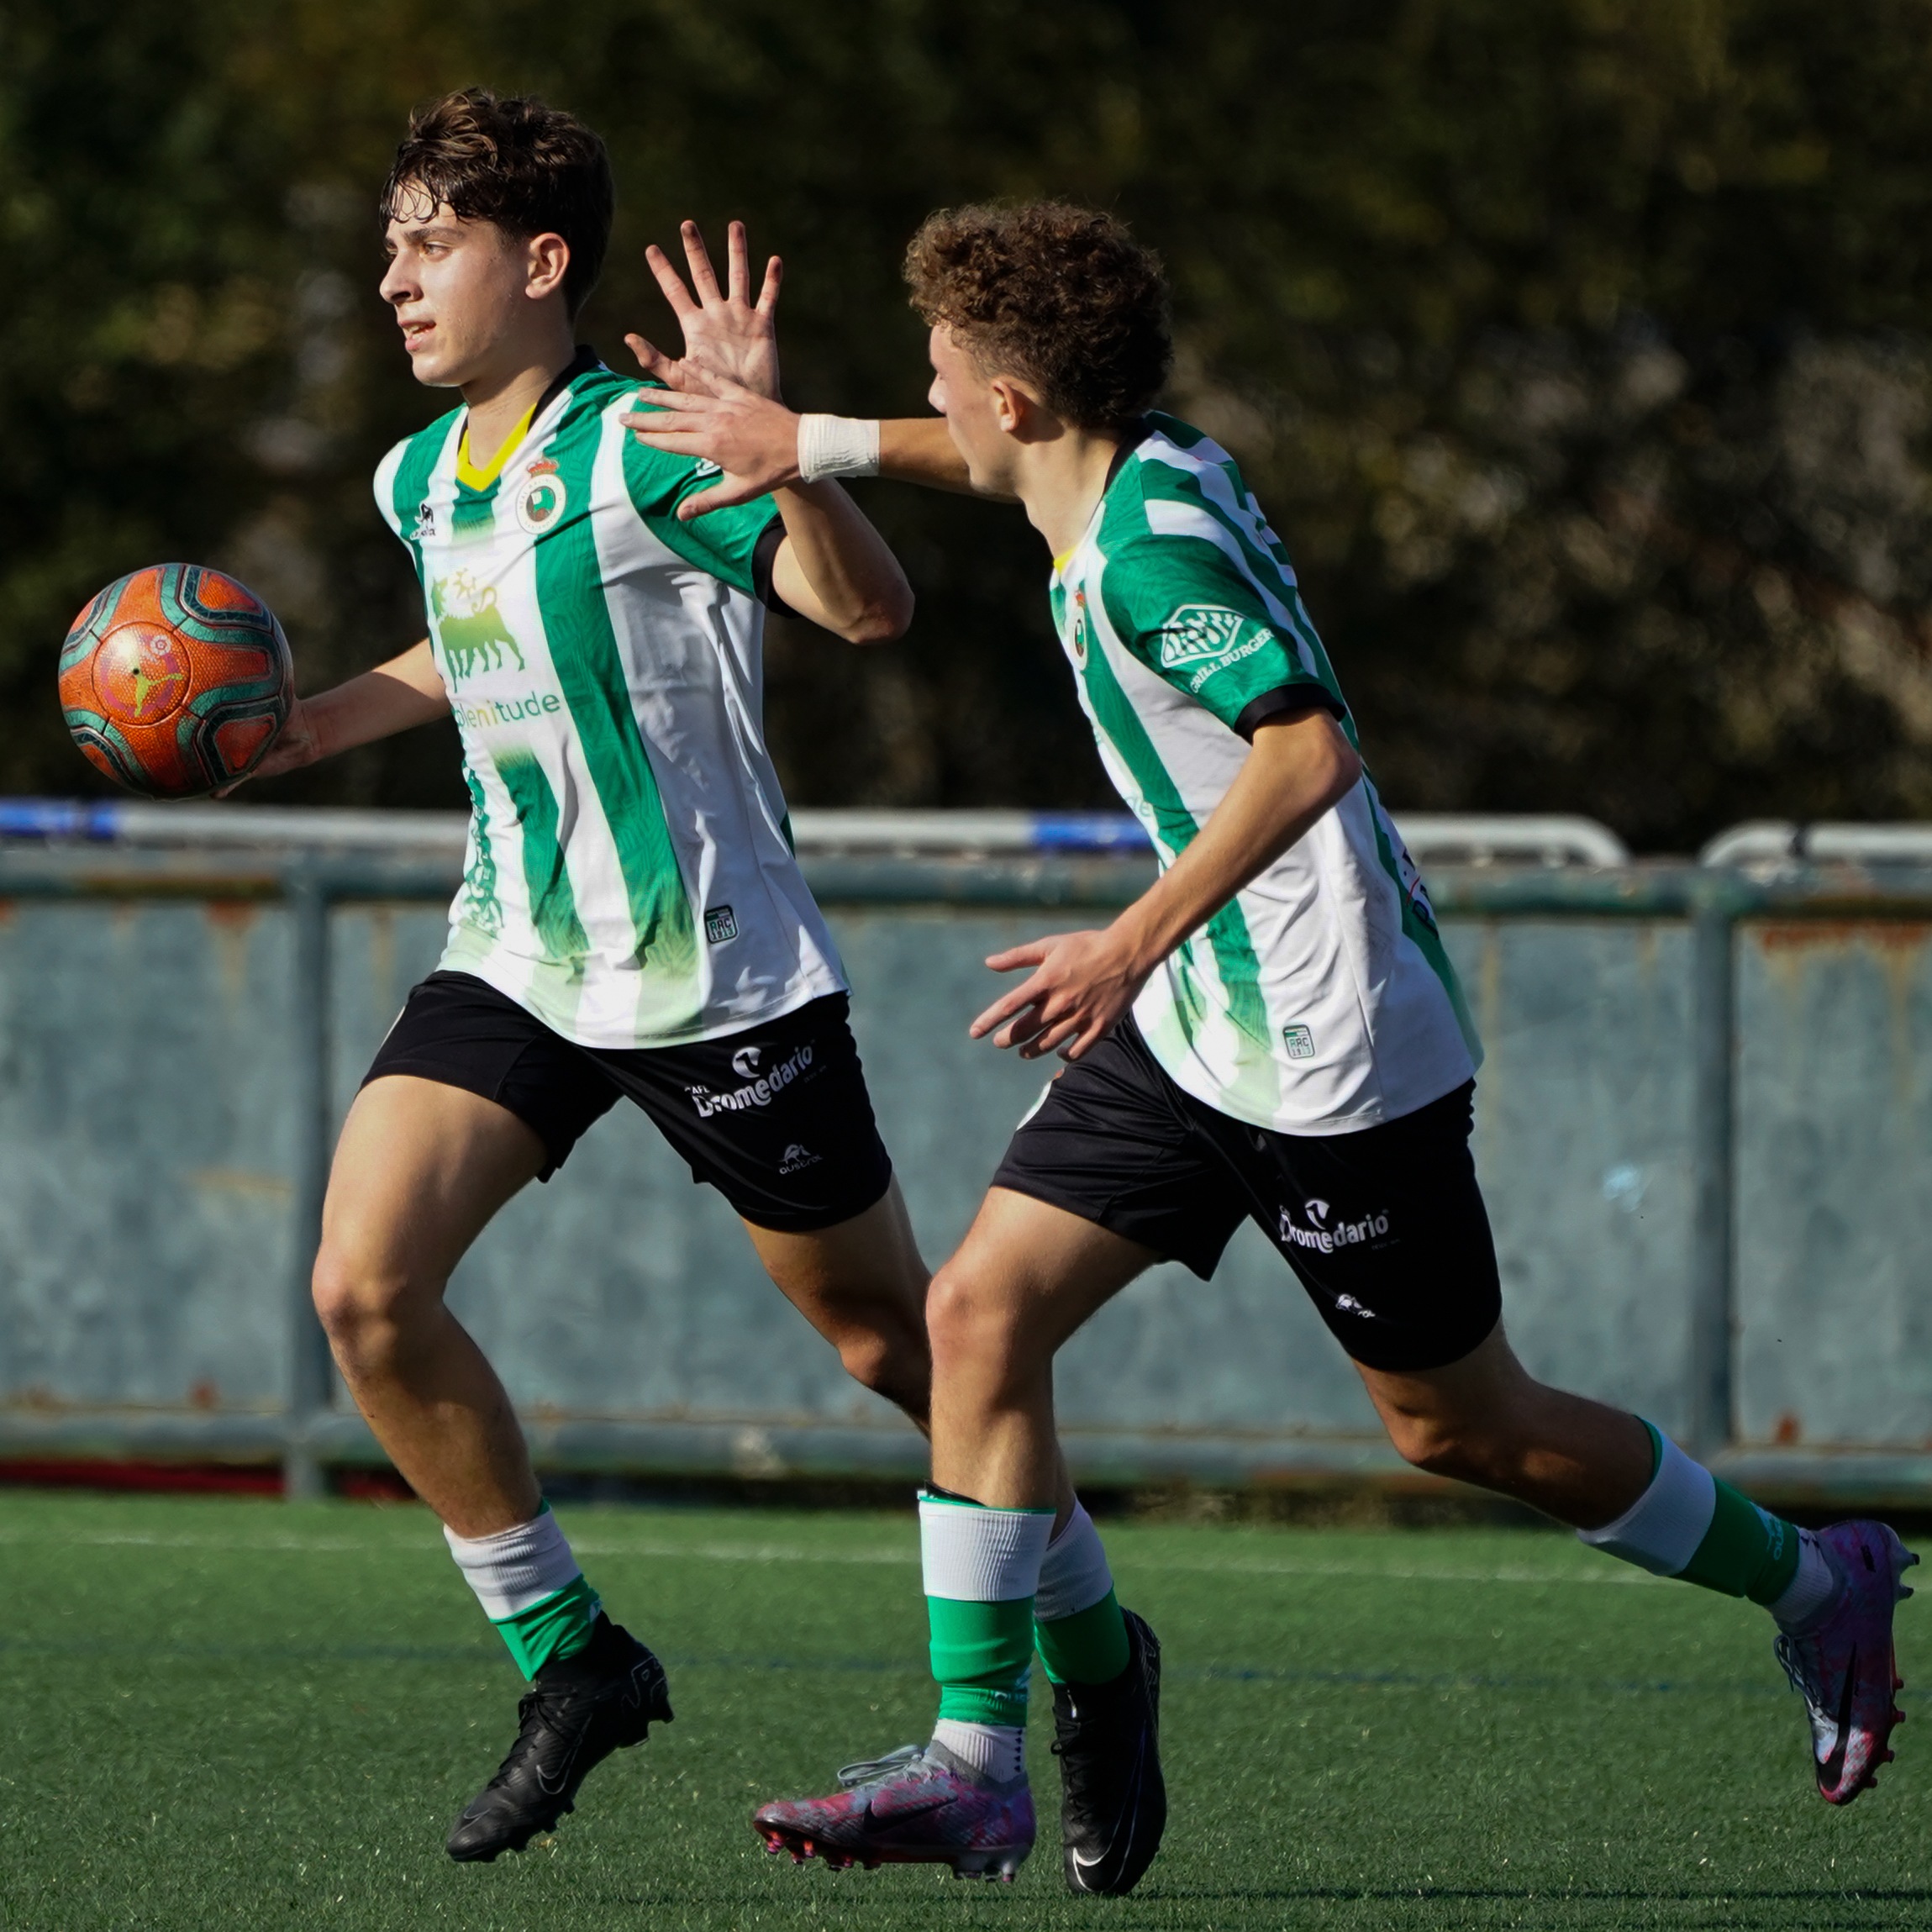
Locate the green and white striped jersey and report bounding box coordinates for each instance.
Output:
[373,351,845,1048]
[1053,413,1480,1134]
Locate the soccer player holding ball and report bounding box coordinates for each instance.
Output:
[228,90,1068,1866]
[631,202,1918,1891]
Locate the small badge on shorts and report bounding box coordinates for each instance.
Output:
[1282,1022,1316,1060]
[705,904,739,945]
[779,1142,823,1174]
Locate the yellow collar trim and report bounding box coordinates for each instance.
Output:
[456,401,539,492]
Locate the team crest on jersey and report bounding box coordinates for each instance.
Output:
[1068,589,1089,664]
[516,459,568,535]
[1157,603,1267,670]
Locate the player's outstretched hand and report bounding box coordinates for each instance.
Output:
[619,381,803,520]
[970,929,1154,1061]
[627,218,782,401]
[213,697,320,795]
[622,218,803,519]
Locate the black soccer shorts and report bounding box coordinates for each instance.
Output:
[363,971,893,1233]
[990,1017,1501,1373]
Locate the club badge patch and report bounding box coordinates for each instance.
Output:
[516,461,568,535]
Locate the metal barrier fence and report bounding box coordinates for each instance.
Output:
[1,807,1929,1504]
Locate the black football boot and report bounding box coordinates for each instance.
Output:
[1050,1606,1166,1896]
[446,1614,672,1861]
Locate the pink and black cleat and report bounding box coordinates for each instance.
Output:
[752,1741,1035,1882]
[1774,1520,1919,1804]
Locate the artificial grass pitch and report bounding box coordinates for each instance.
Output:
[0,1493,1927,1930]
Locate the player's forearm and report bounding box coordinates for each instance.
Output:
[1109,713,1362,975]
[303,640,447,758]
[878,419,1003,497]
[771,484,915,645]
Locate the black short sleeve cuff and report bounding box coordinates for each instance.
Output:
[1231,684,1345,741]
[752,515,798,617]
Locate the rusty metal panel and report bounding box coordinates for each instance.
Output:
[1734,919,1932,1449]
[1447,918,1700,1435]
[0,900,296,1413]
[321,904,1700,1458]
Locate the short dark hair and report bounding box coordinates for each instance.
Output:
[904,202,1171,431]
[379,88,614,318]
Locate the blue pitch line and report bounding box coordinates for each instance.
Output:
[0,1635,1914,1705]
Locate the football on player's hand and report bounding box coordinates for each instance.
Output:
[59,563,294,798]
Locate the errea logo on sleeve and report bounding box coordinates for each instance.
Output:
[1156,604,1278,691]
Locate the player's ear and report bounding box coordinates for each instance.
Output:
[988,374,1029,437]
[527,231,571,303]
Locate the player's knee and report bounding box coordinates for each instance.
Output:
[310,1240,416,1360]
[925,1262,1024,1380]
[835,1322,923,1398]
[1385,1409,1487,1482]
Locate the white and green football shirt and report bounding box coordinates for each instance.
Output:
[374,350,845,1049]
[1053,413,1481,1134]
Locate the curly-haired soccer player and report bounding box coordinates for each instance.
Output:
[629,200,1918,1894]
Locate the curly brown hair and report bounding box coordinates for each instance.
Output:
[379,89,614,318]
[903,202,1171,431]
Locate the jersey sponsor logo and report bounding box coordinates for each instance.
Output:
[433,572,527,682]
[686,1041,815,1118]
[1277,1196,1391,1256]
[706,904,740,945]
[778,1141,823,1174]
[453,692,563,729]
[516,459,568,534]
[1156,603,1279,694]
[1282,1023,1316,1061]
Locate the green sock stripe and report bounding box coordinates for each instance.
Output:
[1677,1480,1799,1602]
[1035,1588,1130,1686]
[1741,1499,1803,1605]
[937,1685,1029,1724]
[491,1572,601,1679]
[1640,1419,1663,1480]
[928,1594,1034,1688]
[918,1485,1054,1513]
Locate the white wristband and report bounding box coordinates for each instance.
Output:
[797,413,881,483]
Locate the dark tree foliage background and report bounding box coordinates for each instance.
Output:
[7,0,1932,848]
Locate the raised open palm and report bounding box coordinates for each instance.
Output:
[624,219,782,402]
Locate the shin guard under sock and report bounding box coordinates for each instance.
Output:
[921,1487,1054,1773]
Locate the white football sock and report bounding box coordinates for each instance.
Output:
[919,1491,1055,1603]
[931,1719,1026,1783]
[443,1501,582,1620]
[1770,1530,1843,1631]
[1576,1428,1715,1576]
[1034,1500,1114,1622]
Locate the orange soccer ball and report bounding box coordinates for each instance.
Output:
[59,564,293,798]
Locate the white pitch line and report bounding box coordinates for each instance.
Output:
[0,1524,1667,1585]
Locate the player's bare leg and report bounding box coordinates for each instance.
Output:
[1352,1324,1652,1529]
[1355,1324,1916,1800]
[755,1188,1164,1891]
[312,1074,545,1533]
[744,1178,934,1429]
[309,1075,670,1858]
